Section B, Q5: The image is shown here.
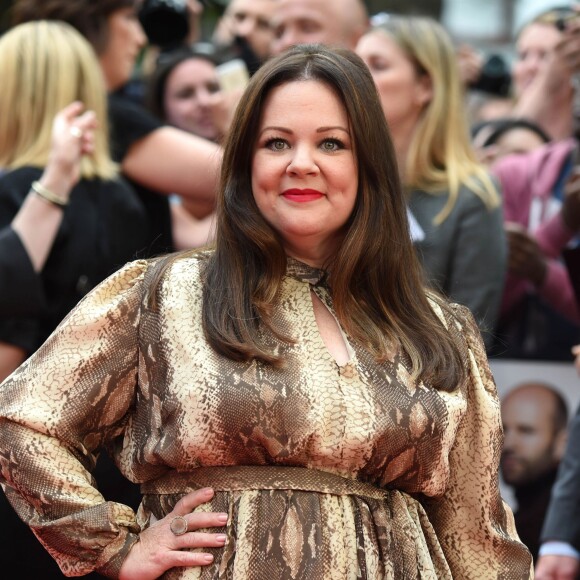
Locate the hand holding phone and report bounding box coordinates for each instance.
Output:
[216,59,250,94]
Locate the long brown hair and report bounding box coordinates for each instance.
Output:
[155,45,465,391]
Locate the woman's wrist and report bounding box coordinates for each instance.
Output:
[31,181,68,207]
[36,165,76,203]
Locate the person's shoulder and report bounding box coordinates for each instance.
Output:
[457,174,497,202]
[108,92,164,161]
[0,167,44,209]
[0,166,42,189]
[426,291,475,334]
[108,92,163,131]
[146,249,212,283]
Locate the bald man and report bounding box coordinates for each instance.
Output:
[501,382,569,561]
[270,0,369,55]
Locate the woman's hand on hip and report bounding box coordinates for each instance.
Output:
[118,487,227,580]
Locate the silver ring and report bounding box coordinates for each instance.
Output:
[70,126,83,139]
[169,515,188,536]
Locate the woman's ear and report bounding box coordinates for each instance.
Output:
[415,73,433,107]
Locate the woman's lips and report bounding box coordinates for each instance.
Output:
[281,188,325,202]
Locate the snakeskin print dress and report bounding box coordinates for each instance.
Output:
[0,255,532,579]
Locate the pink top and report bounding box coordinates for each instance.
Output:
[492,138,579,322]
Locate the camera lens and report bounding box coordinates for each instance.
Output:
[139,0,190,48]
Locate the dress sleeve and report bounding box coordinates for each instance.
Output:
[421,304,533,579]
[0,259,149,578]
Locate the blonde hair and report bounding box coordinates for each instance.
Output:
[0,21,116,179]
[373,17,499,224]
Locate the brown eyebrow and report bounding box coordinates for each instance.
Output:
[259,126,350,136]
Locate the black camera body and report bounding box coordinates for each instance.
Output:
[470,54,512,97]
[139,0,190,48]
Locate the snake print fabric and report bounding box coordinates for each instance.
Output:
[0,255,532,578]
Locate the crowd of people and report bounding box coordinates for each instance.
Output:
[0,0,580,578]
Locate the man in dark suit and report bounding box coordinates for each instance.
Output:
[536,380,580,578]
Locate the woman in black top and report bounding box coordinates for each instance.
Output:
[0,20,148,580]
[13,0,223,256]
[0,21,148,380]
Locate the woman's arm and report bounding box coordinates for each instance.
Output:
[0,260,229,578]
[121,126,222,205]
[0,102,96,320]
[10,102,98,272]
[421,305,533,578]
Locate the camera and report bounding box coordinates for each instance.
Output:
[554,10,580,32]
[469,54,512,97]
[138,0,190,48]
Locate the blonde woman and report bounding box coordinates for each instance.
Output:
[14,0,222,256]
[0,20,147,580]
[0,21,147,380]
[0,102,96,317]
[356,16,506,347]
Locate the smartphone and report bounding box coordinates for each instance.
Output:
[216,59,250,94]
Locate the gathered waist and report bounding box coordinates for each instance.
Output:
[141,465,389,500]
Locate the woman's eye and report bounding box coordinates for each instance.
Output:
[368,59,389,72]
[265,138,288,151]
[321,139,343,152]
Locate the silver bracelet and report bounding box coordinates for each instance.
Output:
[31,180,68,207]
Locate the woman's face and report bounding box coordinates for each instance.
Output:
[493,127,547,158]
[356,31,432,139]
[251,80,358,265]
[99,6,147,91]
[512,22,562,99]
[163,57,223,141]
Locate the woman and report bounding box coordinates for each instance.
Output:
[148,48,232,145]
[491,137,580,360]
[13,0,222,256]
[147,47,234,248]
[0,103,98,318]
[512,6,580,141]
[0,21,148,380]
[0,45,531,579]
[356,17,506,348]
[0,19,148,580]
[471,117,551,165]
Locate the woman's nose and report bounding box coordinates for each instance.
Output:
[133,19,147,49]
[286,145,319,175]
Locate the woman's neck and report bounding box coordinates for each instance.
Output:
[391,130,413,182]
[282,236,341,269]
[389,119,419,183]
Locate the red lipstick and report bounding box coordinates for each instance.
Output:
[281,188,324,202]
